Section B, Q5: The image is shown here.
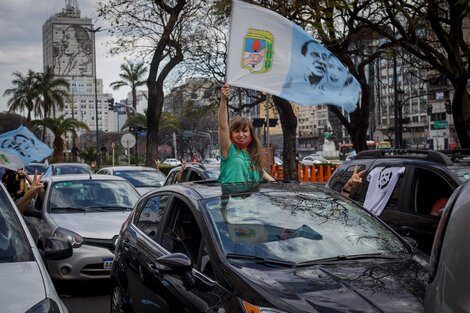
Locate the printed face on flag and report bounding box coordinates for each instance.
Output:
[0,126,52,165]
[226,0,361,112]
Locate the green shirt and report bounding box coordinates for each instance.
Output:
[218,144,262,183]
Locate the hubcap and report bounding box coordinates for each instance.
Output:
[111,285,124,313]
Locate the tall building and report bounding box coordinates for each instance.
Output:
[42,0,115,138]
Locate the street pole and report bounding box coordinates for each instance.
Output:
[92,28,100,162]
[393,53,400,149]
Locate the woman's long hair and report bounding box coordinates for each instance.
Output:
[229,116,263,176]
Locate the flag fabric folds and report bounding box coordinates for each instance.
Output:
[0,150,25,171]
[0,126,53,167]
[226,0,361,112]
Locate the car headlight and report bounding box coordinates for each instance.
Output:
[26,298,61,313]
[241,300,287,313]
[53,227,83,248]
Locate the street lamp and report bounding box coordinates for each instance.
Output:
[396,89,404,148]
[88,26,103,162]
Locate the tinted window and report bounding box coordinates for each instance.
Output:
[136,195,169,239]
[54,165,92,175]
[203,190,408,264]
[0,189,33,262]
[188,171,202,182]
[161,199,202,263]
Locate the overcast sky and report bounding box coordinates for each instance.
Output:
[0,0,128,113]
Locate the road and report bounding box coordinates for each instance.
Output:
[53,279,111,313]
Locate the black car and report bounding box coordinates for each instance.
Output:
[110,181,429,313]
[163,163,220,185]
[327,149,470,255]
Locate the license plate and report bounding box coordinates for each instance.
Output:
[103,258,113,269]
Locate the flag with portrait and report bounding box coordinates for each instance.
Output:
[0,126,52,167]
[226,0,361,112]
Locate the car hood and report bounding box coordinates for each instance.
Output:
[51,211,131,239]
[232,258,427,313]
[0,262,47,313]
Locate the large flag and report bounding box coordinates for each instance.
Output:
[0,126,53,167]
[226,0,361,112]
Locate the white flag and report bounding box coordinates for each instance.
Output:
[226,0,361,112]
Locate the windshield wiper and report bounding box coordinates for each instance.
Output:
[297,253,401,267]
[226,253,296,267]
[86,206,132,211]
[51,207,87,212]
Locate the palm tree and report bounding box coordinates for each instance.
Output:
[30,115,90,163]
[121,111,180,132]
[35,67,70,118]
[3,70,40,121]
[110,61,147,110]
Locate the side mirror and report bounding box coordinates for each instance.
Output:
[157,252,192,271]
[157,253,195,289]
[44,237,73,260]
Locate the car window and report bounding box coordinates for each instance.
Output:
[328,163,367,195]
[161,198,202,264]
[203,190,409,264]
[0,189,33,262]
[135,195,170,240]
[114,170,166,188]
[413,168,454,215]
[48,180,140,212]
[188,170,202,182]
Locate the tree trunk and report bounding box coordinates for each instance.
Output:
[273,96,298,181]
[146,81,163,166]
[451,79,470,148]
[52,136,64,163]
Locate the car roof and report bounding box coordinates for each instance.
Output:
[43,174,127,182]
[100,166,158,171]
[49,162,91,167]
[154,180,333,201]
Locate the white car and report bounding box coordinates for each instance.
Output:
[0,183,71,313]
[27,174,141,280]
[162,158,181,166]
[97,166,166,195]
[301,155,331,166]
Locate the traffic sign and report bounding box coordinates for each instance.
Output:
[433,120,447,130]
[121,133,136,148]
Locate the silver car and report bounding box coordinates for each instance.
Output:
[0,183,71,312]
[97,166,166,195]
[301,154,331,166]
[425,180,470,313]
[27,174,140,280]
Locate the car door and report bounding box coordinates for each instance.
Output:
[143,194,233,313]
[119,193,171,313]
[395,165,457,254]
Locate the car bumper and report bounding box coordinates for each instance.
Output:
[47,244,114,280]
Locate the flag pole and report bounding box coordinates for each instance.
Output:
[266,94,271,174]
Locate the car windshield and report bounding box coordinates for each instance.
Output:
[53,165,92,175]
[204,169,220,179]
[449,165,470,182]
[25,164,47,175]
[113,170,166,188]
[0,189,32,263]
[48,180,140,213]
[203,189,408,265]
